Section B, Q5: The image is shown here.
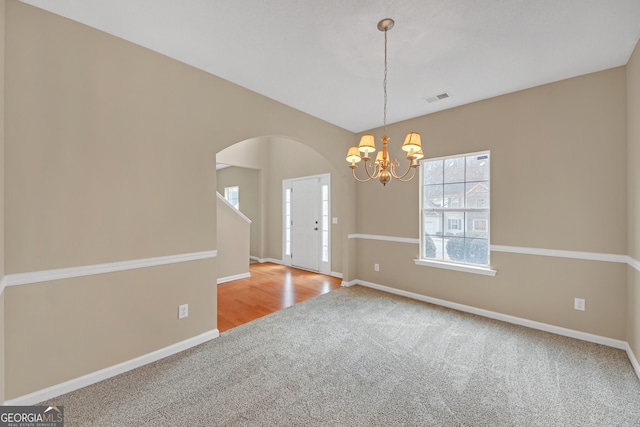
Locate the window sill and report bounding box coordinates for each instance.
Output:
[413,259,497,276]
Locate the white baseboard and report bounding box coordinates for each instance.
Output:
[352,279,628,351]
[4,329,219,406]
[217,272,251,284]
[251,258,341,279]
[626,343,640,381]
[253,258,282,265]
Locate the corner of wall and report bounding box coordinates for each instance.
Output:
[627,37,640,365]
[0,0,6,406]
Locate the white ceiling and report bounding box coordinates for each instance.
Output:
[20,0,640,133]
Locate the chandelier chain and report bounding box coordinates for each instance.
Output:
[345,18,422,186]
[383,26,388,136]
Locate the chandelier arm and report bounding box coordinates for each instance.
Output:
[363,160,381,179]
[389,161,418,181]
[351,167,375,183]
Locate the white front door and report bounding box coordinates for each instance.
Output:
[291,177,320,271]
[283,174,331,274]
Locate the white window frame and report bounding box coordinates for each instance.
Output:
[415,151,496,276]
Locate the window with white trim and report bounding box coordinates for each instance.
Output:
[224,186,239,210]
[421,151,490,266]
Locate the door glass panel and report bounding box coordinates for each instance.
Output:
[285,188,291,255]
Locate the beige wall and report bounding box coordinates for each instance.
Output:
[217,166,261,258]
[217,137,270,170]
[355,67,629,340]
[3,0,637,402]
[5,260,216,399]
[4,1,354,399]
[266,138,344,271]
[217,138,270,259]
[216,196,250,281]
[0,0,5,405]
[627,40,640,359]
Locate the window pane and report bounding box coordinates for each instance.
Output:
[321,184,329,263]
[224,186,239,209]
[444,212,463,237]
[285,188,291,256]
[423,234,438,259]
[466,211,489,239]
[443,183,464,208]
[445,236,465,262]
[466,182,489,209]
[423,160,443,185]
[466,153,490,182]
[444,157,465,183]
[423,211,443,236]
[423,209,444,261]
[322,232,329,262]
[432,236,446,260]
[465,238,489,265]
[423,185,443,208]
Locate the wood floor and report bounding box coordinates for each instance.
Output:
[217,262,343,333]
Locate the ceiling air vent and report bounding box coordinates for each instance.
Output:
[425,92,451,103]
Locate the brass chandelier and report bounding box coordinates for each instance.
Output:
[346,18,423,186]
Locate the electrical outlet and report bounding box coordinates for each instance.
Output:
[574,298,585,311]
[178,304,189,319]
[374,263,379,272]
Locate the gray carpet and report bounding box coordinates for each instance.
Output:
[41,285,640,426]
